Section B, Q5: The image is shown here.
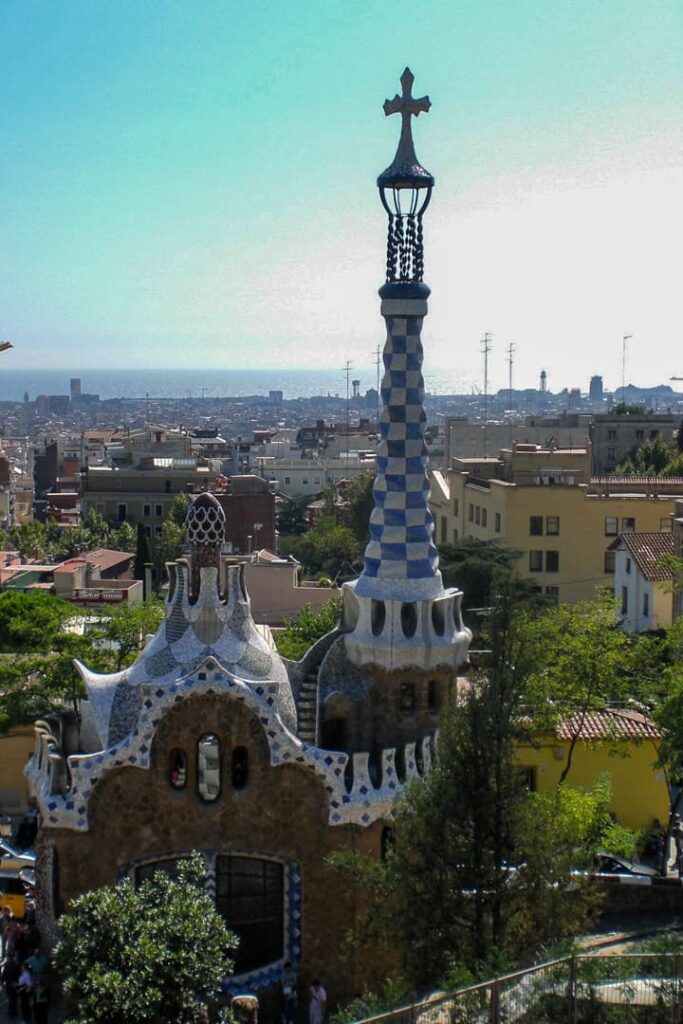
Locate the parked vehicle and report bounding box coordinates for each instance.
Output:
[593,853,658,878]
[0,837,36,872]
[0,869,28,918]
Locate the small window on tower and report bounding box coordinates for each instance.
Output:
[400,683,415,714]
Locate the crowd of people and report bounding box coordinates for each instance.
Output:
[0,905,49,1024]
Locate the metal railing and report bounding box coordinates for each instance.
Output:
[351,954,683,1024]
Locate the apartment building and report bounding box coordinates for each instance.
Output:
[591,412,676,474]
[82,461,221,555]
[430,442,683,605]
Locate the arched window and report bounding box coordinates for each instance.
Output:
[170,749,187,789]
[215,856,284,974]
[231,746,249,790]
[197,734,221,802]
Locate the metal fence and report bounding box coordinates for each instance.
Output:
[351,954,683,1024]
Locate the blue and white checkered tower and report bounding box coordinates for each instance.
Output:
[343,68,470,672]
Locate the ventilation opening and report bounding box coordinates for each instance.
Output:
[368,749,383,789]
[415,737,425,776]
[431,600,446,637]
[371,599,386,636]
[231,746,249,790]
[395,745,407,783]
[401,602,417,638]
[343,756,354,794]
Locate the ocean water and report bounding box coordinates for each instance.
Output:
[0,367,462,402]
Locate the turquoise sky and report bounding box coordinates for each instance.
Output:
[1,0,682,392]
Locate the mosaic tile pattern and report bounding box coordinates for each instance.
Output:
[26,656,438,833]
[357,301,441,602]
[76,562,297,750]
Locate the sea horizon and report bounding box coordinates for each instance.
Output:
[0,366,468,403]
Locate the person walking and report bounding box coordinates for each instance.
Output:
[16,961,32,1024]
[2,952,20,1019]
[309,979,327,1024]
[1,906,12,959]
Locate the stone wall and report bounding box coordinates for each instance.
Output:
[41,693,398,1007]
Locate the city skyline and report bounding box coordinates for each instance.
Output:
[1,1,682,392]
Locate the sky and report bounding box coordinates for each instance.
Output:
[1,0,682,393]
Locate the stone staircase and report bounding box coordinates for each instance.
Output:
[297,675,319,744]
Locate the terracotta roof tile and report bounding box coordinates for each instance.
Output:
[557,708,660,741]
[616,532,674,581]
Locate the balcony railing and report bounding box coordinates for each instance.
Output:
[351,954,683,1024]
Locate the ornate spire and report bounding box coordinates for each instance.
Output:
[342,70,469,671]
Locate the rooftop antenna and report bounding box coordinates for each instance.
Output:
[146,392,150,425]
[507,342,515,444]
[481,332,493,456]
[343,360,353,440]
[622,334,632,404]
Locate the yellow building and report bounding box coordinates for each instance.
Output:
[0,724,35,814]
[516,708,668,831]
[431,442,683,605]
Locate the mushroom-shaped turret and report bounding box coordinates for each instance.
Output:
[186,492,225,599]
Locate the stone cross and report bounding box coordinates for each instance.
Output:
[383,67,431,173]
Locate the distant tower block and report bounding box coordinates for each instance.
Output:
[70,378,82,400]
[352,379,360,399]
[342,68,470,673]
[540,370,547,393]
[589,375,604,405]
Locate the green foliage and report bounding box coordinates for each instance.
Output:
[278,517,360,581]
[0,511,137,565]
[330,977,413,1024]
[102,598,165,671]
[612,403,648,416]
[522,596,636,784]
[168,492,191,527]
[343,471,375,546]
[330,586,607,987]
[54,853,237,1024]
[0,590,75,652]
[274,599,341,660]
[276,495,309,537]
[600,820,639,861]
[437,539,546,628]
[616,435,679,476]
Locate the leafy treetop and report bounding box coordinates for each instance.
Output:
[54,853,237,1024]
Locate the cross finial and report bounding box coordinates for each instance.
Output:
[378,68,434,189]
[383,67,431,122]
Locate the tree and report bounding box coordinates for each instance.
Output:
[279,518,360,581]
[276,495,309,537]
[677,418,683,454]
[0,591,75,653]
[344,471,375,546]
[103,598,165,671]
[274,599,341,660]
[54,853,237,1024]
[616,435,676,476]
[522,596,636,784]
[331,582,605,985]
[134,523,151,581]
[168,492,191,527]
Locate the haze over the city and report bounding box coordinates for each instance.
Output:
[1,0,682,393]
